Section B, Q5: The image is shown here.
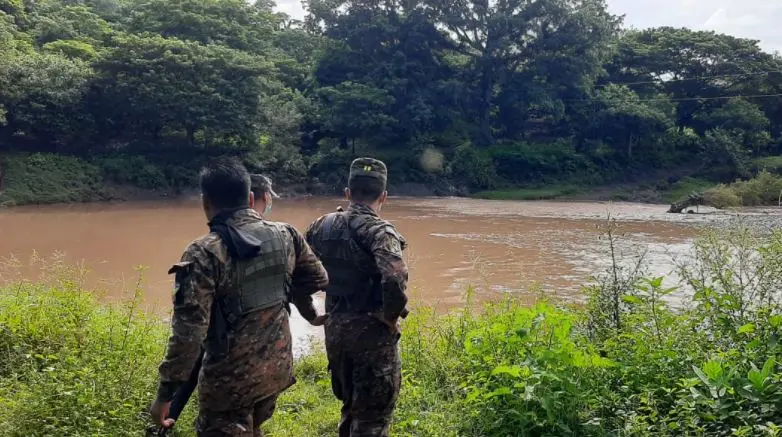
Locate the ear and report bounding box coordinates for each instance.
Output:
[248,192,255,209]
[344,187,351,201]
[379,190,388,205]
[201,193,211,215]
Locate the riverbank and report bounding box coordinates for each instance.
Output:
[2,152,781,208]
[1,222,781,436]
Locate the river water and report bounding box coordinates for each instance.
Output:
[0,196,771,353]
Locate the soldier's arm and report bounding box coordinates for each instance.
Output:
[287,224,329,322]
[369,225,409,322]
[156,243,216,402]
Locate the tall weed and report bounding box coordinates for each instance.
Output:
[1,220,781,436]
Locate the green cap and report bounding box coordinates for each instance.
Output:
[348,157,387,187]
[250,174,279,198]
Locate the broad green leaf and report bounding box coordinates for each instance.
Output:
[621,295,642,305]
[491,364,522,378]
[737,323,755,335]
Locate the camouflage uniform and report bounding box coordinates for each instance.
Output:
[305,158,409,437]
[157,208,328,437]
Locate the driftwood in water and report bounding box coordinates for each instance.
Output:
[667,192,705,213]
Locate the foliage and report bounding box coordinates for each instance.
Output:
[702,184,742,209]
[1,0,781,203]
[0,256,171,436]
[3,222,782,436]
[0,153,105,205]
[729,170,782,206]
[695,170,782,208]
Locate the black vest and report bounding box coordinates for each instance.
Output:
[315,212,382,313]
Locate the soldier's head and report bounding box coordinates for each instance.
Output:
[250,173,279,217]
[345,157,388,211]
[198,157,254,219]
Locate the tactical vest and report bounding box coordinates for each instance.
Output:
[221,221,291,324]
[317,212,382,311]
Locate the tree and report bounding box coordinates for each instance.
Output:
[587,84,674,161]
[315,81,397,151]
[122,0,279,54]
[307,0,458,148]
[695,98,771,154]
[90,34,273,149]
[610,28,779,129]
[427,0,619,145]
[0,51,93,149]
[32,4,112,46]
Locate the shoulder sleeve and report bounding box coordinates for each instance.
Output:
[366,221,409,320]
[284,223,328,321]
[157,241,217,400]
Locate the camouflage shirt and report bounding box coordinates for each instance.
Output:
[305,203,408,322]
[157,209,328,410]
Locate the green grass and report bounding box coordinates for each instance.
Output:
[2,223,782,436]
[472,185,582,201]
[752,155,782,173]
[660,177,715,204]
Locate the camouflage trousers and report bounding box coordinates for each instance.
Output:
[196,394,278,437]
[325,316,402,437]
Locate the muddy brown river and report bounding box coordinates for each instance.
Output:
[0,197,771,353]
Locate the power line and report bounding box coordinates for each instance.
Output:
[599,70,781,88]
[565,92,782,104]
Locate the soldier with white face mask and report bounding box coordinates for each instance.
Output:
[250,174,279,218]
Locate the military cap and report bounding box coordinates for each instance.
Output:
[348,157,388,187]
[250,174,280,198]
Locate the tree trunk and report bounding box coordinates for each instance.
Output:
[186,126,196,147]
[476,65,494,147]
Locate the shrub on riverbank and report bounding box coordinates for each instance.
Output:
[1,222,782,436]
[700,170,782,209]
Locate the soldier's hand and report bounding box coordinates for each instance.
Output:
[149,399,175,429]
[309,313,329,326]
[369,312,401,336]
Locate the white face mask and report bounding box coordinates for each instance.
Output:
[263,192,272,216]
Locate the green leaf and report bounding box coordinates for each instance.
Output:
[491,365,522,378]
[693,364,711,386]
[702,360,723,380]
[621,295,642,305]
[737,323,755,335]
[769,315,782,329]
[485,387,513,398]
[761,358,775,379]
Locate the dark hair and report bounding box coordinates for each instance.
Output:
[199,157,251,210]
[349,177,385,203]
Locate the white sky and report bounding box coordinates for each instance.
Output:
[274,0,782,54]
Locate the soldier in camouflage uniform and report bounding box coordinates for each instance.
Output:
[305,157,409,437]
[149,158,329,437]
[250,174,279,217]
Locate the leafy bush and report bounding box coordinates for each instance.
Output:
[703,184,742,209]
[2,221,782,436]
[489,140,602,186]
[447,144,497,190]
[0,256,171,437]
[730,170,782,206]
[94,155,169,190]
[0,153,105,205]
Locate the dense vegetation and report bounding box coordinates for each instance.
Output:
[1,220,781,436]
[1,0,781,204]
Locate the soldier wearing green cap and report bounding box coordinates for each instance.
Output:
[305,157,409,437]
